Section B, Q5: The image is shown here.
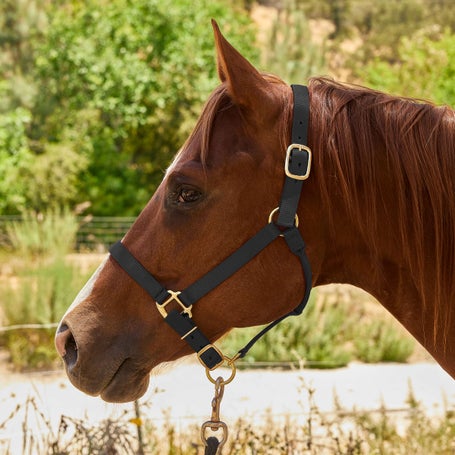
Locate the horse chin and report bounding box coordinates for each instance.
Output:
[99,359,151,403]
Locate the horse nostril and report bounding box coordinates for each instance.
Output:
[55,323,78,369]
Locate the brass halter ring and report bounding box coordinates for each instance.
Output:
[205,354,239,385]
[268,207,299,230]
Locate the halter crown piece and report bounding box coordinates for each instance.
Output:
[109,84,312,375]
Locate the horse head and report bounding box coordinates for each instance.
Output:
[55,22,321,402]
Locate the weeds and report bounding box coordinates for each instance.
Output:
[1,379,454,455]
[0,394,137,455]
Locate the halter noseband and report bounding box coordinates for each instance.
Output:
[109,85,312,373]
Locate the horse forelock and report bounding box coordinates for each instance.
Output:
[172,73,290,172]
[174,84,231,171]
[309,77,455,347]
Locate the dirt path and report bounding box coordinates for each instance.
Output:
[1,356,454,453]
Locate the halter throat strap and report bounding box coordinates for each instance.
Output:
[109,84,312,370]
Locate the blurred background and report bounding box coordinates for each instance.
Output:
[0,1,454,453]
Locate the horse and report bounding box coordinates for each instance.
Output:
[55,21,455,403]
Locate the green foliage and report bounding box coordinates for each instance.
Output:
[23,143,88,213]
[220,287,415,367]
[0,0,256,215]
[0,107,33,213]
[3,328,59,370]
[263,0,327,84]
[350,0,427,60]
[298,0,352,39]
[0,92,87,214]
[0,0,47,110]
[354,320,415,363]
[361,27,455,106]
[31,0,257,215]
[6,207,79,257]
[0,209,91,370]
[0,258,93,370]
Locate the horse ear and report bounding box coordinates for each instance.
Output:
[211,19,271,111]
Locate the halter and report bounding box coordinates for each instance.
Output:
[109,85,312,376]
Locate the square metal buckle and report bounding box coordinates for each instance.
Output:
[197,344,225,371]
[285,143,312,180]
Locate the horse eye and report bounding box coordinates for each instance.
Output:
[177,187,202,204]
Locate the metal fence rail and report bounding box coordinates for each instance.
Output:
[0,216,136,252]
[76,216,136,251]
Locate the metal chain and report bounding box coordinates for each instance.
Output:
[201,377,228,455]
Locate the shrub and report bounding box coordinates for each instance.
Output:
[0,107,33,214]
[360,27,455,106]
[0,209,95,370]
[0,257,95,370]
[354,319,415,364]
[5,207,79,257]
[219,286,415,368]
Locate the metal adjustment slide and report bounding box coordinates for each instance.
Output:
[156,290,192,318]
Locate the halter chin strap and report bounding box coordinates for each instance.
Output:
[109,84,312,371]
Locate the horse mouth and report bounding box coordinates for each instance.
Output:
[98,358,151,403]
[57,321,151,403]
[64,355,150,403]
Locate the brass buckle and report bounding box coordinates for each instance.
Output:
[156,290,192,318]
[197,344,225,371]
[285,143,312,180]
[201,349,238,384]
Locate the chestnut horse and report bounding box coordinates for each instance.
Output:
[55,22,455,403]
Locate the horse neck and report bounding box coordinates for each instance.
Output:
[306,79,455,377]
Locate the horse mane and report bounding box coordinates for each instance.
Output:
[182,73,454,346]
[309,77,455,347]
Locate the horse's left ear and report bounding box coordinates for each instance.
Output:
[212,20,275,114]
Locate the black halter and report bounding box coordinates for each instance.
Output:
[109,85,312,371]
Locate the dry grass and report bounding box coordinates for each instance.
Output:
[0,374,454,455]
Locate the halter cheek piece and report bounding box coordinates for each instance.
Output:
[110,85,312,372]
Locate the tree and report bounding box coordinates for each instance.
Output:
[0,108,32,213]
[263,0,327,83]
[32,0,257,215]
[0,0,47,111]
[361,27,455,106]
